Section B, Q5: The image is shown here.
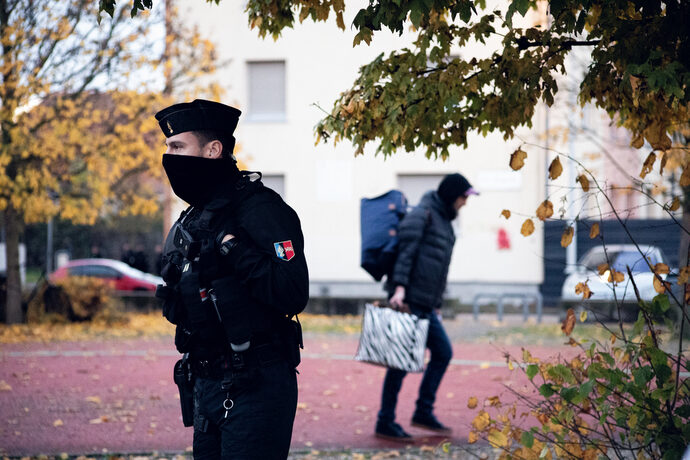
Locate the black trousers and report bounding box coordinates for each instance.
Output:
[192,359,298,459]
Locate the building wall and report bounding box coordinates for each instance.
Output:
[175,0,546,302]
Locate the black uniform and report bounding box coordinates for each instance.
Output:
[159,173,308,459]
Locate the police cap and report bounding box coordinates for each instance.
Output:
[155,99,242,138]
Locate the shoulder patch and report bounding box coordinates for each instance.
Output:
[274,240,295,261]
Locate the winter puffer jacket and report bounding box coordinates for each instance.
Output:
[388,191,456,311]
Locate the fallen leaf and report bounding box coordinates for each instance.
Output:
[53,419,63,427]
[467,396,478,409]
[548,157,563,180]
[510,148,527,171]
[446,392,454,399]
[0,380,12,391]
[639,152,656,179]
[479,362,491,369]
[521,219,535,237]
[576,174,590,192]
[322,389,335,396]
[589,223,600,239]
[85,396,101,404]
[561,308,576,336]
[536,200,554,221]
[500,209,511,219]
[487,396,501,407]
[561,226,574,248]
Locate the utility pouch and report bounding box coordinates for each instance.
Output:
[173,354,194,427]
[156,284,180,325]
[210,275,254,346]
[178,271,209,328]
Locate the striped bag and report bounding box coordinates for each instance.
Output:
[355,303,430,373]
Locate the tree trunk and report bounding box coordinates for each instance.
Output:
[3,205,23,323]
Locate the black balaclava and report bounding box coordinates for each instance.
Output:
[162,154,241,207]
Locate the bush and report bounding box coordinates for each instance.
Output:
[469,296,690,460]
[26,276,123,323]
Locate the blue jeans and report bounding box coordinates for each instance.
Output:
[377,307,453,423]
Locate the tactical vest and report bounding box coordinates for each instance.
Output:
[157,177,296,357]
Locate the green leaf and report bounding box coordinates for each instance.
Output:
[652,294,671,313]
[560,386,578,402]
[521,430,535,448]
[526,364,539,380]
[539,383,555,397]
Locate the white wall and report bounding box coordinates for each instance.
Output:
[175,0,546,301]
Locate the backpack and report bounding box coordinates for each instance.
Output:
[360,190,408,281]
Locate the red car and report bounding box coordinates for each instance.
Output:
[50,258,163,291]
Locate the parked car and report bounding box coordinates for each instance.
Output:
[561,244,672,314]
[50,258,163,292]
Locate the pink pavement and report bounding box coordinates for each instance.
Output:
[0,335,573,456]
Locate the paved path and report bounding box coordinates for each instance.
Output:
[0,317,571,456]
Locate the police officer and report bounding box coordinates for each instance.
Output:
[154,99,309,459]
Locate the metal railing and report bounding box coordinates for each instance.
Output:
[472,292,543,323]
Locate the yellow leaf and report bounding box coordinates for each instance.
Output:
[575,282,593,299]
[468,431,478,444]
[680,166,690,187]
[653,263,670,275]
[630,134,644,149]
[669,197,681,212]
[472,410,490,430]
[509,148,527,171]
[639,152,656,179]
[598,263,610,275]
[535,200,554,221]
[560,226,574,248]
[561,308,576,336]
[609,269,625,284]
[521,219,535,237]
[589,223,600,239]
[85,396,101,404]
[0,380,12,391]
[678,266,690,285]
[467,396,478,409]
[576,174,590,192]
[548,157,563,180]
[487,396,501,407]
[611,333,617,344]
[580,310,588,322]
[508,361,514,370]
[653,276,667,294]
[500,209,511,219]
[53,419,63,427]
[488,429,509,448]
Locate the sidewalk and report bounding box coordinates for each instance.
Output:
[0,314,568,457]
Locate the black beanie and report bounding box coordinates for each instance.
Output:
[437,173,478,205]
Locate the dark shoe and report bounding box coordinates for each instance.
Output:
[375,421,414,443]
[411,412,453,434]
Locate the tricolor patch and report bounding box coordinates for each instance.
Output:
[274,240,295,261]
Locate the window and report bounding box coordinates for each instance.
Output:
[247,61,286,121]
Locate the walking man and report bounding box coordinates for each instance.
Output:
[376,173,478,441]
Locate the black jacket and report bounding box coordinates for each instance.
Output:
[165,174,309,356]
[389,191,456,311]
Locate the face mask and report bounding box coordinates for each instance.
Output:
[162,154,240,207]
